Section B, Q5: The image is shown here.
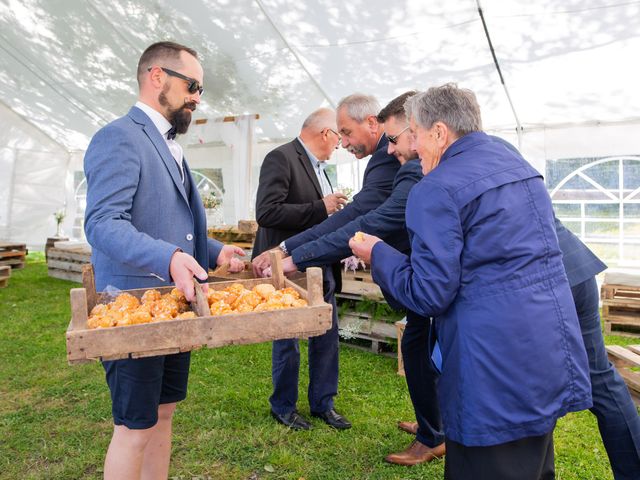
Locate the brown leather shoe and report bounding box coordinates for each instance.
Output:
[384,439,446,466]
[397,421,418,435]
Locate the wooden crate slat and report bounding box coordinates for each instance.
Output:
[0,278,8,288]
[606,344,640,406]
[606,345,640,367]
[47,259,86,273]
[0,242,27,251]
[0,258,25,269]
[48,268,82,283]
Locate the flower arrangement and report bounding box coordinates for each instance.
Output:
[202,192,221,210]
[53,209,66,236]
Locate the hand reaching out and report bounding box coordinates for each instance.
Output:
[322,192,348,214]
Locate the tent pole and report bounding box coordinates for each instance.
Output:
[254,0,336,108]
[476,0,523,149]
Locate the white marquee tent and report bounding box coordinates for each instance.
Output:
[1,0,639,249]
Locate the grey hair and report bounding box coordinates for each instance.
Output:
[337,93,381,123]
[301,108,336,131]
[404,83,482,135]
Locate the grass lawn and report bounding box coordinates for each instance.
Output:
[1,253,637,479]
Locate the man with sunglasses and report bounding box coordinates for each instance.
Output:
[84,41,244,479]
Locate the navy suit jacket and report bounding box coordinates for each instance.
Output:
[291,159,422,269]
[284,134,400,252]
[84,106,223,291]
[554,217,606,286]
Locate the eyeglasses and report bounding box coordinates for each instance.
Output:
[326,128,342,143]
[148,67,204,95]
[387,126,410,145]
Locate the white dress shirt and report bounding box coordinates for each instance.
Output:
[297,137,333,196]
[135,101,184,182]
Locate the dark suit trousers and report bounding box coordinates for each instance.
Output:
[403,311,445,447]
[572,277,640,479]
[269,267,339,414]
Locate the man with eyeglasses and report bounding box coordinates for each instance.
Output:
[84,41,244,479]
[253,108,350,431]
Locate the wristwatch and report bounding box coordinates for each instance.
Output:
[279,241,288,255]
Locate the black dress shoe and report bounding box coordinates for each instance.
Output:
[270,410,312,430]
[310,408,352,430]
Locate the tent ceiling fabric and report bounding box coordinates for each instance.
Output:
[1,0,638,151]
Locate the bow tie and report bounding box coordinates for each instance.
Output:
[166,126,177,140]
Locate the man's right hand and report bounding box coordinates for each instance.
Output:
[323,192,348,214]
[169,251,208,301]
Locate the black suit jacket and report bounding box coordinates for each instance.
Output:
[253,138,331,258]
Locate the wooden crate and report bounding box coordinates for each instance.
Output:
[0,242,27,270]
[601,283,640,335]
[47,242,91,283]
[606,344,640,406]
[0,265,11,288]
[341,269,383,301]
[66,253,332,365]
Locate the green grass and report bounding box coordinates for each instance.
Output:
[0,254,637,479]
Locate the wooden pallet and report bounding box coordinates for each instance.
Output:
[338,309,396,356]
[601,284,640,335]
[47,243,91,283]
[605,344,640,406]
[341,270,383,301]
[66,252,332,364]
[0,265,11,288]
[0,242,27,270]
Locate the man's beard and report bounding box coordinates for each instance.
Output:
[159,86,197,134]
[347,143,366,157]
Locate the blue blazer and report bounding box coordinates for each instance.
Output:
[371,132,591,446]
[84,106,223,291]
[291,159,422,269]
[555,217,606,286]
[284,135,400,252]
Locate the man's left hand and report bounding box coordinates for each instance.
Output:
[348,232,382,264]
[282,256,297,274]
[217,245,246,272]
[252,250,272,277]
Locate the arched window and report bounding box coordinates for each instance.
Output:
[550,156,640,266]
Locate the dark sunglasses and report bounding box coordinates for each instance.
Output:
[148,66,204,95]
[387,126,409,145]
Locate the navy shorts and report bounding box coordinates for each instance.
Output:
[103,351,191,429]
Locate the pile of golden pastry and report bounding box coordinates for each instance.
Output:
[87,283,307,329]
[207,283,307,315]
[87,288,194,329]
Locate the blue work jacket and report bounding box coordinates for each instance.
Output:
[372,132,592,446]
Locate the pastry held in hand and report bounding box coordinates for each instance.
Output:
[353,231,365,242]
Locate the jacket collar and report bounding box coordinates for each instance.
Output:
[440,131,488,164]
[127,106,189,205]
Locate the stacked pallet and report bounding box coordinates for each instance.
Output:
[340,269,383,301]
[601,269,640,335]
[47,241,91,283]
[0,242,27,270]
[606,344,640,406]
[0,265,11,288]
[207,225,255,250]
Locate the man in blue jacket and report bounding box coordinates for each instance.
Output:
[351,84,592,478]
[84,41,244,479]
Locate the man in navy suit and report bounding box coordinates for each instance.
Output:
[252,94,401,429]
[84,41,244,479]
